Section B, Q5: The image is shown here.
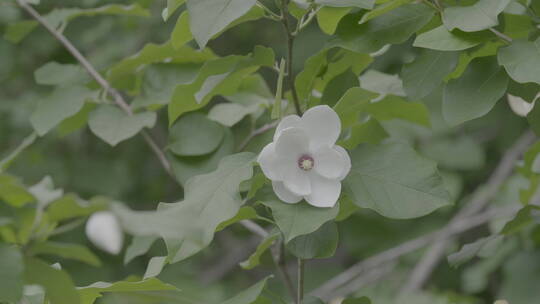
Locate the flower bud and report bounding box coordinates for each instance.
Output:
[85,211,123,255]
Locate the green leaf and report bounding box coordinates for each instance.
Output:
[216,206,258,232]
[262,200,339,242]
[329,4,434,53]
[0,132,37,172]
[209,103,251,127]
[446,41,501,80]
[88,105,157,146]
[317,7,351,35]
[4,20,38,44]
[344,142,451,219]
[124,236,157,264]
[365,95,431,127]
[333,87,379,128]
[448,235,504,267]
[420,136,485,170]
[402,49,459,100]
[414,25,487,51]
[168,46,274,124]
[78,278,178,304]
[287,221,338,259]
[34,62,88,86]
[442,57,508,125]
[442,0,511,32]
[498,38,540,84]
[57,103,96,137]
[0,244,24,303]
[0,174,35,207]
[359,0,414,24]
[30,86,96,136]
[29,242,101,267]
[501,206,540,235]
[186,0,257,48]
[143,256,167,279]
[315,0,374,9]
[163,0,186,21]
[359,70,405,97]
[46,195,107,222]
[343,297,372,304]
[271,59,286,120]
[24,257,80,304]
[168,112,224,156]
[240,232,279,270]
[113,152,256,263]
[340,118,389,149]
[221,276,272,304]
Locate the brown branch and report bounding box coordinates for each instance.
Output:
[280,0,302,116]
[16,0,174,179]
[400,129,536,293]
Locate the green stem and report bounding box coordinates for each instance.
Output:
[297,258,305,304]
[280,0,302,116]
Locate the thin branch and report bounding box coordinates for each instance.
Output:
[16,0,174,179]
[489,28,513,43]
[400,130,536,293]
[237,121,279,151]
[297,259,305,304]
[280,0,302,116]
[311,206,518,301]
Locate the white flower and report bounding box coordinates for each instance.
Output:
[85,211,123,255]
[507,94,535,117]
[257,105,351,208]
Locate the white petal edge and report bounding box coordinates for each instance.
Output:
[300,105,341,150]
[85,211,124,255]
[305,174,341,208]
[313,146,348,180]
[257,143,286,181]
[272,181,302,204]
[334,145,352,181]
[274,114,301,141]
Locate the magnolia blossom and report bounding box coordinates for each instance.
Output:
[258,105,351,208]
[85,211,123,255]
[507,94,535,117]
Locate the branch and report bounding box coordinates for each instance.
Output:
[237,121,279,152]
[16,0,174,179]
[280,0,302,116]
[400,129,536,293]
[311,206,518,301]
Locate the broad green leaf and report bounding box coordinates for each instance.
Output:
[295,50,327,103]
[262,200,339,242]
[287,222,338,259]
[168,112,224,156]
[340,118,389,149]
[30,86,96,136]
[442,0,511,32]
[168,46,274,124]
[78,278,178,304]
[57,103,96,137]
[124,236,157,264]
[343,142,451,219]
[501,206,540,234]
[107,42,215,91]
[446,41,501,80]
[320,69,360,106]
[168,128,235,185]
[448,235,504,267]
[216,206,258,231]
[443,57,508,125]
[329,4,434,53]
[186,0,257,48]
[46,195,107,222]
[0,244,24,303]
[29,242,101,267]
[402,49,459,100]
[24,257,80,304]
[359,0,413,24]
[34,62,89,86]
[221,276,272,304]
[333,87,379,128]
[317,7,351,35]
[365,95,431,127]
[163,0,186,21]
[4,20,38,43]
[0,174,35,207]
[315,0,374,9]
[240,232,279,269]
[499,252,540,304]
[343,298,372,304]
[498,38,540,84]
[209,103,251,127]
[113,153,256,263]
[359,70,405,97]
[0,132,37,172]
[420,136,485,170]
[88,105,157,146]
[414,25,487,51]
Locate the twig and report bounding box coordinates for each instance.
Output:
[311,206,518,300]
[297,259,305,304]
[237,121,279,151]
[400,130,536,293]
[280,0,302,116]
[16,0,174,179]
[489,28,513,43]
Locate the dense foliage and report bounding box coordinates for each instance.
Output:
[2,0,540,303]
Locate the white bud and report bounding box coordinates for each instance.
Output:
[508,94,534,117]
[85,211,123,255]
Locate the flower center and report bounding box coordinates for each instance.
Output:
[298,154,315,171]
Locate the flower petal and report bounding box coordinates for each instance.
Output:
[334,145,351,180]
[282,166,311,196]
[257,143,288,181]
[305,174,341,208]
[301,105,341,150]
[272,181,302,204]
[274,115,301,140]
[275,127,310,158]
[313,146,348,180]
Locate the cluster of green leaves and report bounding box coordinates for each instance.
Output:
[3,0,540,303]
